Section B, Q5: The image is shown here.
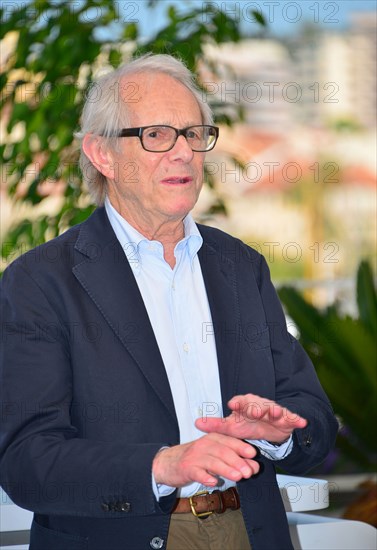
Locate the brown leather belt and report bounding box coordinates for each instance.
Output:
[172,487,240,518]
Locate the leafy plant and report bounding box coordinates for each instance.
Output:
[278,260,377,472]
[0,0,266,263]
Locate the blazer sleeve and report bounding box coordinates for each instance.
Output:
[254,253,339,474]
[0,260,176,518]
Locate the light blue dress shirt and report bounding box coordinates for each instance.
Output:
[105,198,292,499]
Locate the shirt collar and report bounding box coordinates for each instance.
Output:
[104,197,203,270]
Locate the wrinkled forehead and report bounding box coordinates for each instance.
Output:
[118,72,202,125]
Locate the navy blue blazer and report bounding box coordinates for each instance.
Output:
[0,207,338,550]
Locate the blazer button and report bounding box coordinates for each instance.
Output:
[114,500,131,512]
[120,501,131,512]
[150,536,164,549]
[304,434,312,447]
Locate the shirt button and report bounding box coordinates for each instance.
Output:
[183,342,190,353]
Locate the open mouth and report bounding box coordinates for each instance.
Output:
[161,177,193,185]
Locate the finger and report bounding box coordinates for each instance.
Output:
[215,458,260,481]
[196,416,253,440]
[228,394,258,410]
[198,454,260,482]
[228,395,307,426]
[282,411,308,428]
[195,416,231,434]
[195,416,262,441]
[227,394,277,421]
[202,432,259,458]
[196,413,281,440]
[189,466,220,487]
[182,437,260,484]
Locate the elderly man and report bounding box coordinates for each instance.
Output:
[0,54,338,550]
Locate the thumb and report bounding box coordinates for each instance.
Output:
[195,416,228,433]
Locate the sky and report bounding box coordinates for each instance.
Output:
[135,0,377,40]
[1,0,376,40]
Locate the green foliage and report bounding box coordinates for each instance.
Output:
[278,261,377,471]
[1,0,260,261]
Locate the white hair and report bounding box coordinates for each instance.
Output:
[77,53,214,205]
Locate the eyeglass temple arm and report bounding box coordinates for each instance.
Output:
[115,128,141,138]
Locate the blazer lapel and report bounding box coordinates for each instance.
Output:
[72,208,177,423]
[198,238,241,414]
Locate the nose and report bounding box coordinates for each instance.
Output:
[168,134,194,162]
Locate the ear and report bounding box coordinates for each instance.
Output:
[82,134,115,179]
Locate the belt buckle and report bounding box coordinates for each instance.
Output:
[189,490,213,518]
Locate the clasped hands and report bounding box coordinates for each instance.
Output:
[152,393,307,488]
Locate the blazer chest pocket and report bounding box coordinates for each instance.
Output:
[244,326,271,351]
[30,518,88,550]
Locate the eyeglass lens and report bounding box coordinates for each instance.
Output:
[141,126,216,152]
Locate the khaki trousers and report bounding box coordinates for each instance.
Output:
[166,508,252,550]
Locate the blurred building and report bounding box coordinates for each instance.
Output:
[204,12,377,131]
[292,12,377,129]
[199,14,376,301]
[204,39,295,133]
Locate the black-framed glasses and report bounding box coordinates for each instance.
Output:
[113,125,219,152]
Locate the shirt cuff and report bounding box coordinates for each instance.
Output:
[151,474,176,501]
[248,436,293,460]
[151,446,176,501]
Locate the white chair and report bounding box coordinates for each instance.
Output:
[277,475,377,550]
